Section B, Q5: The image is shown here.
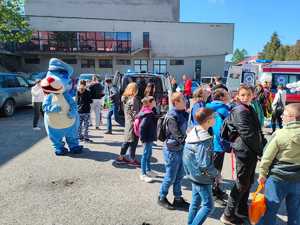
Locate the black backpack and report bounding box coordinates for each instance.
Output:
[157,115,168,142]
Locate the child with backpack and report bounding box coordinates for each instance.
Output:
[135,96,158,183]
[221,84,267,225]
[158,92,190,211]
[206,88,230,204]
[183,108,218,225]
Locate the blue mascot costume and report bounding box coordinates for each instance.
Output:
[41,58,83,156]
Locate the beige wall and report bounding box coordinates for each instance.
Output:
[25,0,180,22]
[27,17,234,58]
[21,55,225,81]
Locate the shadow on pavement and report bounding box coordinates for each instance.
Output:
[0,106,47,167]
[68,147,119,162]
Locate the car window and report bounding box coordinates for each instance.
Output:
[2,76,20,88]
[122,76,164,99]
[16,76,29,87]
[0,76,3,88]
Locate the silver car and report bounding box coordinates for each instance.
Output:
[0,73,32,116]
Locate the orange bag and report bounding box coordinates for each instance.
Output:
[249,183,267,225]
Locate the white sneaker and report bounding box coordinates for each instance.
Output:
[140,174,153,183]
[33,127,41,131]
[147,171,158,178]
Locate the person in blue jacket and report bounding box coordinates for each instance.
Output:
[183,108,218,225]
[206,88,230,203]
[189,87,207,127]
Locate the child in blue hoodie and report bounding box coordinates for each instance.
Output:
[206,88,230,203]
[183,108,218,225]
[138,96,158,183]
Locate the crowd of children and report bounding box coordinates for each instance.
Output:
[32,72,300,225]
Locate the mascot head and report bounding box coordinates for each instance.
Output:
[41,58,73,94]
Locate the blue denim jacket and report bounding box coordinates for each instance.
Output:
[183,127,219,185]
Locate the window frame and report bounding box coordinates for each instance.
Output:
[81,59,95,68]
[170,59,184,66]
[153,59,167,74]
[98,59,113,68]
[134,59,148,73]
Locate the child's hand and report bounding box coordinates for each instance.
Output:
[258,176,266,185]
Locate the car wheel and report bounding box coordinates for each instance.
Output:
[2,99,15,117]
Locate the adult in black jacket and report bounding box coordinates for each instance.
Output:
[221,85,267,225]
[89,75,104,129]
[77,81,93,142]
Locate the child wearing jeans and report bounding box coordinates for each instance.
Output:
[183,108,218,225]
[138,96,158,183]
[76,80,93,143]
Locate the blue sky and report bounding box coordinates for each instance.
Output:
[180,0,300,57]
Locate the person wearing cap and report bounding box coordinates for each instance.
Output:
[31,79,44,130]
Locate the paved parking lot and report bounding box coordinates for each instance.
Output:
[0,107,287,225]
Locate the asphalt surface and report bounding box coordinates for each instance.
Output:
[0,107,287,225]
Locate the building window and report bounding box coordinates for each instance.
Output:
[116,59,131,65]
[17,31,131,53]
[62,58,77,64]
[170,59,184,66]
[143,32,150,48]
[153,59,167,74]
[79,32,96,51]
[81,59,95,68]
[134,60,148,73]
[24,57,40,64]
[99,59,112,68]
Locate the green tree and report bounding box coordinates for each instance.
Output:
[286,40,300,60]
[274,45,289,61]
[0,0,32,43]
[259,32,281,60]
[231,48,248,64]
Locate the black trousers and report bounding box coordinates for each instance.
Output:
[33,102,43,127]
[271,110,283,132]
[224,153,257,217]
[213,152,225,190]
[120,136,139,160]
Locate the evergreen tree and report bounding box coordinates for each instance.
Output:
[286,40,300,60]
[231,48,248,64]
[259,32,281,60]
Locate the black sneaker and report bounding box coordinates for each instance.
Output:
[173,197,190,210]
[95,127,100,130]
[213,196,227,207]
[104,131,112,134]
[213,187,228,200]
[220,214,243,225]
[157,197,175,210]
[84,138,93,143]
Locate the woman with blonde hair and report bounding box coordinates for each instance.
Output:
[115,82,141,166]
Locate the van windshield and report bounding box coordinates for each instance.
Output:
[122,75,164,99]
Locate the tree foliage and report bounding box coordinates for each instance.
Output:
[260,32,300,61]
[0,0,32,43]
[231,48,248,64]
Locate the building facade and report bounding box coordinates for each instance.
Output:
[7,0,234,80]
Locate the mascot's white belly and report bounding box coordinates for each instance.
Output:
[47,94,75,129]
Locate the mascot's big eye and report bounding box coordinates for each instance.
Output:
[56,69,69,79]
